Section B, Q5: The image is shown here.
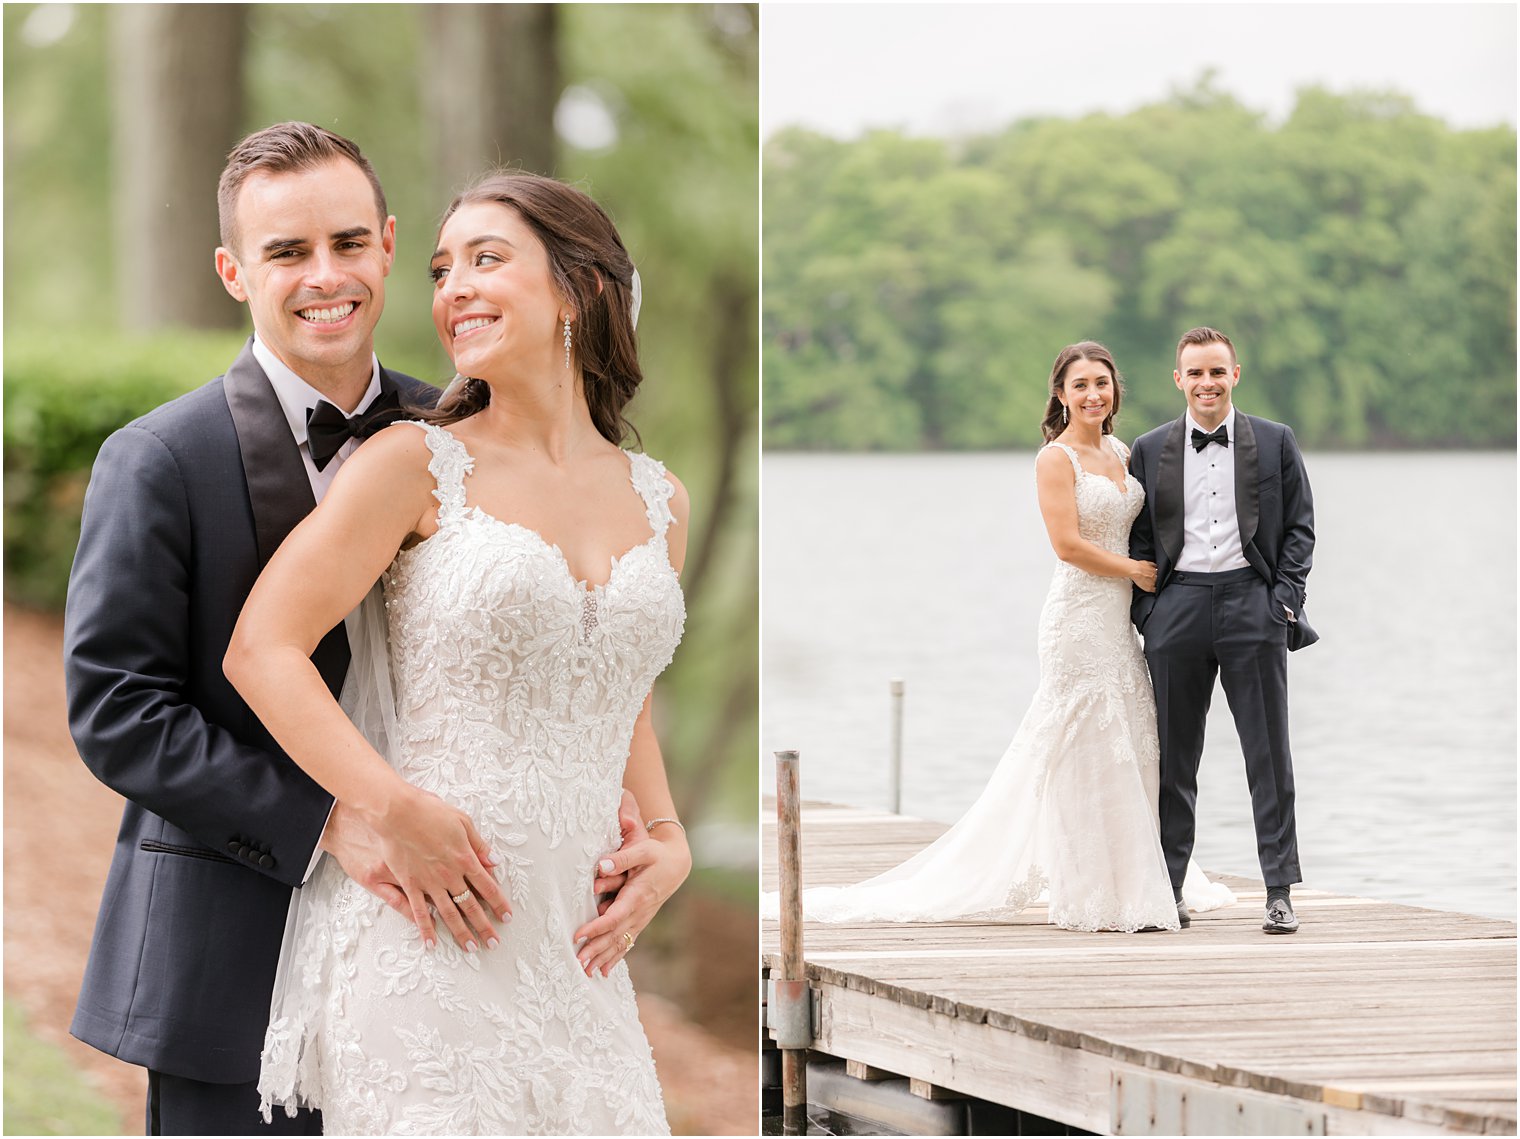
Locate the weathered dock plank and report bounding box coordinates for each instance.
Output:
[763,801,1517,1135]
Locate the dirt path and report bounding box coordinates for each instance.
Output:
[3,603,756,1134]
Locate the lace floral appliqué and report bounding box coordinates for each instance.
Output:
[259,423,682,1135]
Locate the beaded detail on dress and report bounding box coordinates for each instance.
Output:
[258,422,683,1135]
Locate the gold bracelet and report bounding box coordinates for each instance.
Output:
[646,817,685,835]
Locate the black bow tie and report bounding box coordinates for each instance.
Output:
[306,390,403,471]
[1191,424,1229,452]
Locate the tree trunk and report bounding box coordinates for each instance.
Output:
[111,4,246,331]
[421,4,559,202]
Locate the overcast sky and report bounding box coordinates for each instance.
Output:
[762,3,1517,138]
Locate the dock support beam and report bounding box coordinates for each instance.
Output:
[774,748,810,1134]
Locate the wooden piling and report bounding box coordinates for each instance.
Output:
[774,749,808,1135]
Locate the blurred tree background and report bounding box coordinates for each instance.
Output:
[764,75,1516,451]
[4,4,758,1126]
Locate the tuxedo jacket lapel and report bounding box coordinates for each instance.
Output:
[1155,415,1187,569]
[1233,412,1271,583]
[223,338,349,695]
[224,340,315,567]
[376,364,412,404]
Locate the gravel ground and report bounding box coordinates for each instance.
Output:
[3,603,757,1135]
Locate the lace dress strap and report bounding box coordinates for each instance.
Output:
[1040,441,1084,478]
[1106,434,1131,465]
[401,421,475,524]
[627,451,677,538]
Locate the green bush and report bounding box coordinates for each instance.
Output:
[3,329,252,608]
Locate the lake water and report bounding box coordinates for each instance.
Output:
[762,451,1516,920]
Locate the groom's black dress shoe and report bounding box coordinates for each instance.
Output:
[1175,899,1191,928]
[1262,896,1299,934]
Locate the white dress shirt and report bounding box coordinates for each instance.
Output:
[1176,405,1250,573]
[252,335,382,502]
[251,335,383,878]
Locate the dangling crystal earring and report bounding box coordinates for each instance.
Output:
[1061,405,1068,425]
[563,314,572,369]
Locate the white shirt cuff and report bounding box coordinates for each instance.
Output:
[302,801,336,883]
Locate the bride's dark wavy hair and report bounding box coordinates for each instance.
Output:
[1039,341,1123,443]
[415,171,642,446]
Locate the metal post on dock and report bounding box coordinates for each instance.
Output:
[889,678,904,815]
[773,748,811,1135]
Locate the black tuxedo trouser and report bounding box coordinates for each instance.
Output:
[1142,567,1302,890]
[147,1070,321,1136]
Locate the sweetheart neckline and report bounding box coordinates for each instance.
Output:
[396,506,673,595]
[1078,467,1137,496]
[1046,440,1133,496]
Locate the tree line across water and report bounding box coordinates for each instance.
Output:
[763,79,1516,451]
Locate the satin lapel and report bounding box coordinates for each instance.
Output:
[1155,416,1188,568]
[1234,412,1260,551]
[224,340,315,568]
[377,364,409,403]
[224,342,349,698]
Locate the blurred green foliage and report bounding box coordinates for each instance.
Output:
[764,77,1516,450]
[3,1000,123,1135]
[3,330,250,608]
[3,5,758,837]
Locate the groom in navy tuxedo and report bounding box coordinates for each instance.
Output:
[64,123,488,1134]
[1128,327,1317,935]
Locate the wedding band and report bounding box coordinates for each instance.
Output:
[451,890,472,906]
[621,931,635,950]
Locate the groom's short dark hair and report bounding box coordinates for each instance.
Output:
[1176,327,1237,370]
[217,122,388,253]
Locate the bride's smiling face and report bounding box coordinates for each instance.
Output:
[430,201,566,379]
[1059,359,1116,426]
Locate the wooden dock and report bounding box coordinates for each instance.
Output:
[762,802,1517,1136]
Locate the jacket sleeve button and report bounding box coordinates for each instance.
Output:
[258,854,276,869]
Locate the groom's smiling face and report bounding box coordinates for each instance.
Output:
[1175,342,1240,430]
[215,158,395,395]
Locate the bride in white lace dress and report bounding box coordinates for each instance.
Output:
[227,174,688,1134]
[767,342,1232,932]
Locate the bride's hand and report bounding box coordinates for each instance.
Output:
[1129,559,1158,593]
[573,827,692,977]
[591,790,645,898]
[367,783,512,952]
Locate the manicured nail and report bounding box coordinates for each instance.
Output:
[487,937,500,950]
[426,937,436,950]
[599,859,615,874]
[486,851,500,866]
[465,940,478,953]
[502,912,512,924]
[574,936,588,948]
